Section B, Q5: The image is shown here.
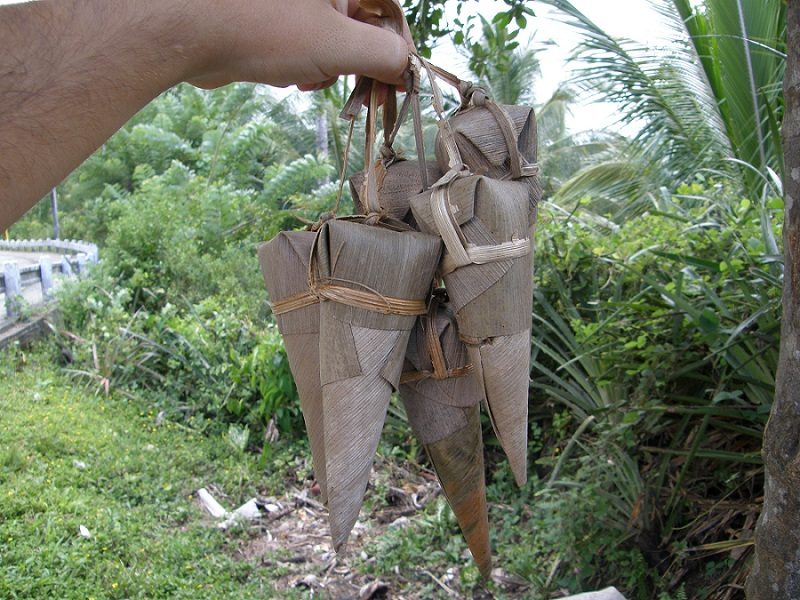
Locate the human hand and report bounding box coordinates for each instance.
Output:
[0,0,415,228]
[185,0,414,91]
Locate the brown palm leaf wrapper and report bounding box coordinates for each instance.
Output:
[310,0,448,551]
[312,218,442,551]
[349,159,442,222]
[257,232,328,503]
[399,294,492,578]
[434,89,542,227]
[410,60,541,487]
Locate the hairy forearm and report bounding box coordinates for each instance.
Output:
[0,0,410,230]
[0,0,196,229]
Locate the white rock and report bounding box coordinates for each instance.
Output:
[78,525,91,539]
[560,588,628,600]
[197,488,228,518]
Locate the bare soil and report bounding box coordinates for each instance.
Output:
[201,456,531,599]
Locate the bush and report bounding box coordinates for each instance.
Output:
[56,272,302,443]
[521,182,782,594]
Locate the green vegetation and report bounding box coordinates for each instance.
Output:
[0,350,300,599]
[4,0,787,597]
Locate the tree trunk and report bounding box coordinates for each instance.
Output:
[746,1,800,596]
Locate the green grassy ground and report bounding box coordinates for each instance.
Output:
[0,349,296,599]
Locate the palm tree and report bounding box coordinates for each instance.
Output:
[540,0,785,217]
[745,4,797,595]
[466,15,541,106]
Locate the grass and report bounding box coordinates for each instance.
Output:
[0,347,303,600]
[0,346,534,600]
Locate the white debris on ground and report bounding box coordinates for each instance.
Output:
[559,588,628,600]
[192,460,629,599]
[195,487,266,530]
[196,487,227,518]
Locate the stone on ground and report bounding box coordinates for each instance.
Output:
[560,588,627,600]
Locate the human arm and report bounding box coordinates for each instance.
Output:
[0,0,411,230]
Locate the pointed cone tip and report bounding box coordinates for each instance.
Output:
[333,538,348,555]
[457,486,493,578]
[328,504,359,556]
[477,556,492,580]
[512,467,527,488]
[474,334,530,489]
[426,423,493,579]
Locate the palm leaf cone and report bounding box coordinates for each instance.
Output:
[399,297,492,578]
[257,231,328,503]
[410,173,533,487]
[350,160,442,222]
[312,219,441,551]
[413,94,542,487]
[434,98,541,227]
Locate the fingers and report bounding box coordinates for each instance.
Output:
[316,13,409,86]
[348,0,415,47]
[183,0,413,90]
[297,78,338,92]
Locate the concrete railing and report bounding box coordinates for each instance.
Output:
[0,239,99,320]
[0,238,99,262]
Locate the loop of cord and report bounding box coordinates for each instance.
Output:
[424,297,450,379]
[302,263,428,317]
[270,291,320,316]
[399,365,473,385]
[430,184,471,269]
[363,213,383,226]
[306,229,427,317]
[315,282,427,316]
[412,54,464,174]
[439,238,532,276]
[429,178,532,275]
[332,116,356,217]
[482,99,524,179]
[398,295,474,384]
[415,54,541,182]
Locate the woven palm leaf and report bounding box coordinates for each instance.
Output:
[435,98,541,226]
[350,160,442,221]
[410,175,533,487]
[312,219,442,551]
[257,231,328,503]
[400,299,491,578]
[359,0,406,36]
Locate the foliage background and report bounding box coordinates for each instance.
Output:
[6,1,787,597]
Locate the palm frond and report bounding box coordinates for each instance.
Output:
[542,0,734,192]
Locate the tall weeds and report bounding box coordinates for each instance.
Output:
[528,181,782,596]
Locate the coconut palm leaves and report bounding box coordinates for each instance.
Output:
[541,0,785,217]
[674,0,786,190]
[466,15,541,107]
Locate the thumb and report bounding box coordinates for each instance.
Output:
[318,15,410,85]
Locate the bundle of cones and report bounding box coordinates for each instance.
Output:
[257,0,541,579]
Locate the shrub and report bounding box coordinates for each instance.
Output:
[56,273,302,442]
[523,182,782,594]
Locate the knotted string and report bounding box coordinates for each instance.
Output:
[399,293,473,384]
